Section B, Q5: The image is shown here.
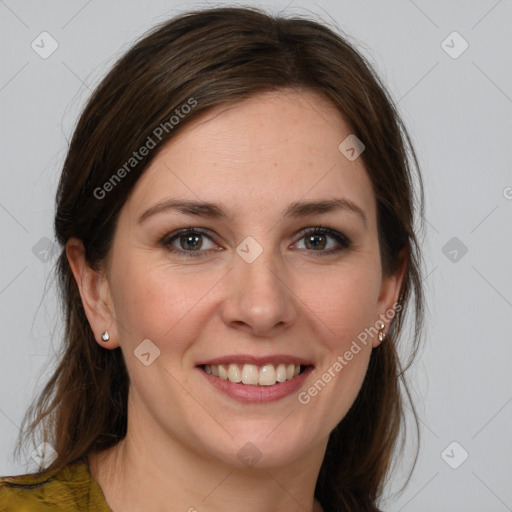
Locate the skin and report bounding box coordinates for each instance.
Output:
[67,88,405,512]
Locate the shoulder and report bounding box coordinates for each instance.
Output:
[0,458,111,511]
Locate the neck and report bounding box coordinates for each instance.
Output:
[89,393,327,512]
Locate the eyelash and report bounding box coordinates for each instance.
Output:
[159,225,352,258]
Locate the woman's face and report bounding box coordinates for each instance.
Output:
[86,89,403,468]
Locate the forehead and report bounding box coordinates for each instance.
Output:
[123,89,376,225]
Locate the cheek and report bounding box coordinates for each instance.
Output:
[294,263,380,410]
[299,264,381,346]
[109,255,220,350]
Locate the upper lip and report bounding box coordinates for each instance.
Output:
[196,354,314,367]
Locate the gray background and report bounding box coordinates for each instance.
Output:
[1,0,511,510]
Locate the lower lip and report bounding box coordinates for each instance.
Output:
[198,366,314,403]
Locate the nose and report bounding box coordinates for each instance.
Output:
[219,246,299,337]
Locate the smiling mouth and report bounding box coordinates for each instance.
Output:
[201,363,310,386]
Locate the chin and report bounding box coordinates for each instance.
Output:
[196,422,319,469]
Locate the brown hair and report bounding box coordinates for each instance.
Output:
[15,6,425,511]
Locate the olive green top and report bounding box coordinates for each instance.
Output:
[1,459,328,511]
[0,457,112,511]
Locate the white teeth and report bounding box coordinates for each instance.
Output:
[276,364,287,382]
[259,364,276,386]
[227,363,241,383]
[204,362,305,386]
[218,364,228,380]
[241,364,259,385]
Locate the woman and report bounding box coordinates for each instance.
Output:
[0,5,425,511]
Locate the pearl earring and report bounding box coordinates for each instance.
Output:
[101,330,110,342]
[376,320,386,342]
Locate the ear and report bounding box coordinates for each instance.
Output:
[66,237,119,349]
[373,247,408,348]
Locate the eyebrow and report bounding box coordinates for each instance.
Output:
[138,197,367,226]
